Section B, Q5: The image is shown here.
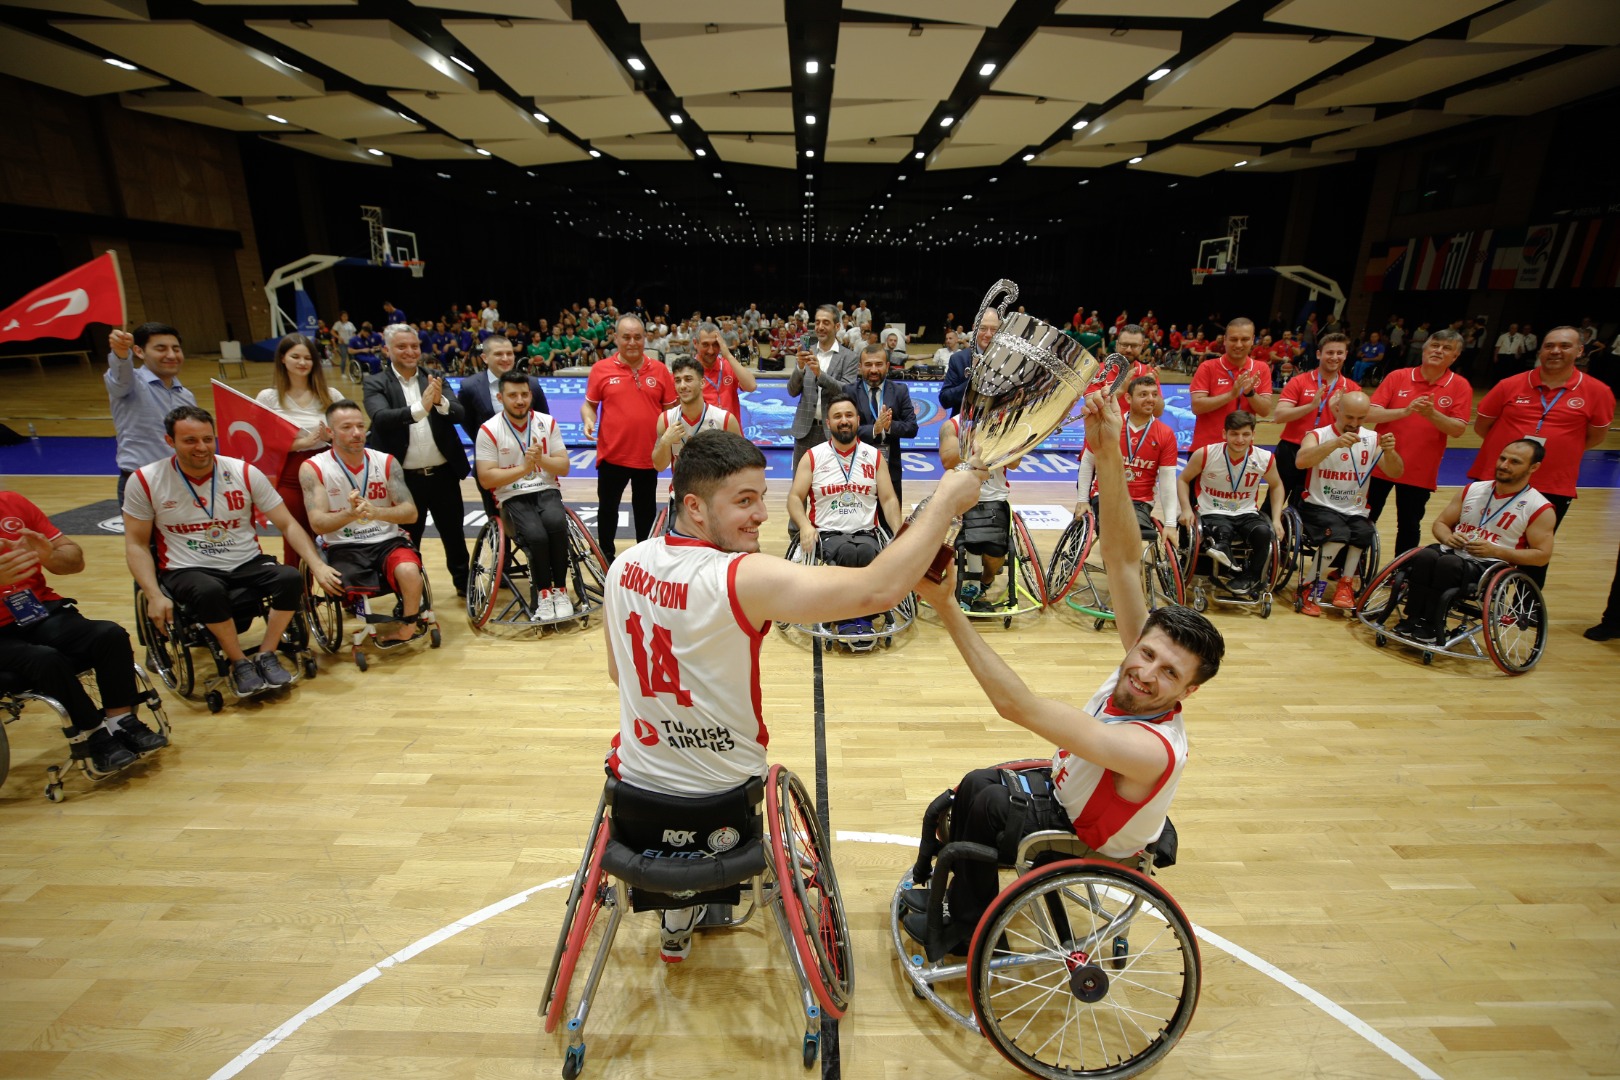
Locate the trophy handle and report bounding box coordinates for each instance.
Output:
[970,279,1020,357]
[1063,352,1133,426]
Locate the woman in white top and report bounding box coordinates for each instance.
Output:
[256,333,346,568]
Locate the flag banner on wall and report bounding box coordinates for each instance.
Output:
[1364,217,1620,292]
[0,252,126,344]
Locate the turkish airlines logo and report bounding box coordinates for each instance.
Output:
[633,717,658,746]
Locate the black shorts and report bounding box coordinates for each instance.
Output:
[1089,497,1159,541]
[960,500,1011,556]
[324,537,420,596]
[1297,501,1375,548]
[160,553,304,624]
[819,529,883,568]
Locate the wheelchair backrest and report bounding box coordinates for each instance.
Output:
[606,776,765,910]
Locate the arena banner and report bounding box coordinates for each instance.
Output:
[1362,216,1620,292]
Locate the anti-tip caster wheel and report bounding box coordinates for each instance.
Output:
[561,1044,585,1080]
[1002,616,1012,629]
[354,651,368,672]
[205,690,224,713]
[1260,597,1272,619]
[1422,651,1434,665]
[45,782,64,802]
[1375,631,1387,647]
[1192,588,1208,613]
[802,1033,819,1069]
[1093,618,1107,632]
[429,628,441,648]
[303,658,318,679]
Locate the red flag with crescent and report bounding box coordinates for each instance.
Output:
[211,379,299,486]
[0,252,126,344]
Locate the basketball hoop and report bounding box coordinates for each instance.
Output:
[1190,268,1213,286]
[405,260,425,279]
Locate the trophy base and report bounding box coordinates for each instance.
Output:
[926,542,955,584]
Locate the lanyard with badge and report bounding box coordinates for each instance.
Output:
[1223,447,1253,501]
[338,453,371,499]
[1312,373,1340,427]
[1532,382,1569,434]
[174,456,217,518]
[703,360,726,401]
[0,530,49,624]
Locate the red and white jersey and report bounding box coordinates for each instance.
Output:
[124,455,282,571]
[1303,424,1379,517]
[1452,482,1553,549]
[662,403,731,463]
[806,440,882,533]
[475,410,564,505]
[1195,445,1272,518]
[949,416,1009,502]
[304,447,404,546]
[1052,669,1187,859]
[604,534,770,796]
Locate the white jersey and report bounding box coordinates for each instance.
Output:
[949,416,1009,502]
[1453,481,1553,549]
[604,534,770,796]
[1195,445,1272,518]
[475,410,563,505]
[304,447,404,547]
[1303,423,1379,517]
[662,403,730,462]
[1052,669,1188,859]
[806,440,882,533]
[124,455,282,571]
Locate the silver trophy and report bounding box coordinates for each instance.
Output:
[916,278,1129,582]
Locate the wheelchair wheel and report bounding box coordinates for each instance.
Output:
[1275,507,1302,595]
[651,504,670,538]
[1043,513,1094,606]
[1142,527,1184,610]
[467,520,504,629]
[968,860,1200,1080]
[564,506,611,615]
[301,567,344,654]
[1481,567,1547,675]
[1012,513,1048,608]
[1354,548,1420,623]
[138,593,194,697]
[543,811,612,1034]
[1174,517,1200,589]
[767,764,853,1019]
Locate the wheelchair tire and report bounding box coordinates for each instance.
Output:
[467,520,504,629]
[564,506,611,612]
[767,765,853,1019]
[1043,514,1094,607]
[1143,526,1184,610]
[1012,513,1048,608]
[0,716,9,790]
[1481,567,1547,675]
[1275,507,1302,595]
[544,814,611,1035]
[968,859,1201,1080]
[302,567,344,655]
[1353,548,1419,623]
[138,593,193,697]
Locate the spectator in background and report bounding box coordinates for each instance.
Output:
[933,330,958,367]
[348,321,384,375]
[332,311,356,376]
[1406,320,1431,364]
[382,301,406,325]
[1494,322,1525,382]
[480,300,500,330]
[940,309,1000,417]
[1351,331,1387,384]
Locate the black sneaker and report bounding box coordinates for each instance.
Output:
[1584,624,1620,642]
[1226,576,1258,597]
[899,886,931,915]
[72,728,137,773]
[110,715,167,754]
[901,909,970,958]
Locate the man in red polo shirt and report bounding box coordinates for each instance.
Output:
[694,320,755,417]
[1085,323,1162,416]
[1189,318,1273,450]
[1363,328,1472,554]
[582,315,677,558]
[1469,325,1615,585]
[1271,332,1360,503]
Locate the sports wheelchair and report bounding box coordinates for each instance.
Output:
[1354,549,1548,674]
[893,760,1199,1078]
[540,765,852,1078]
[1175,508,1281,619]
[779,525,915,651]
[1045,508,1183,631]
[1283,504,1380,614]
[300,552,441,672]
[1,663,170,801]
[920,507,1047,628]
[135,583,316,714]
[466,504,607,631]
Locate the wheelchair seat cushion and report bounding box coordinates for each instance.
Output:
[603,776,766,910]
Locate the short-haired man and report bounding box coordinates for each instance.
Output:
[1272,332,1360,502]
[788,395,902,570]
[1362,328,1471,555]
[458,334,552,520]
[478,371,573,620]
[363,324,472,596]
[653,356,742,472]
[1351,330,1387,385]
[940,308,999,416]
[1189,318,1274,450]
[1293,392,1403,615]
[1390,439,1555,643]
[1177,412,1285,597]
[932,330,958,367]
[582,316,678,559]
[1468,326,1616,586]
[603,430,983,959]
[845,342,919,531]
[125,406,340,696]
[332,311,356,376]
[299,400,425,643]
[0,491,166,773]
[786,304,859,475]
[1493,322,1525,383]
[382,301,406,325]
[694,320,756,417]
[1087,323,1163,416]
[1078,376,1178,541]
[348,321,384,375]
[107,322,196,505]
[903,391,1225,954]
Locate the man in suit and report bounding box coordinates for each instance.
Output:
[787,303,860,474]
[940,308,1001,416]
[845,341,919,532]
[458,334,552,520]
[364,324,471,595]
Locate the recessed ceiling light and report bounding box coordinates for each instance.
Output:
[1147,67,1171,82]
[533,111,550,123]
[939,116,954,128]
[806,149,815,157]
[670,113,684,125]
[450,56,475,73]
[914,151,925,160]
[266,114,288,124]
[979,62,997,77]
[367,148,384,157]
[1078,179,1089,185]
[1022,153,1035,161]
[1233,159,1248,167]
[1128,156,1144,164]
[804,114,816,125]
[695,147,707,157]
[962,194,973,200]
[1071,119,1089,131]
[436,171,451,179]
[805,60,819,74]
[103,57,137,71]
[626,57,646,71]
[589,149,602,157]
[898,174,907,181]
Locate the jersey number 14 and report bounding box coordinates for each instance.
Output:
[625,612,693,706]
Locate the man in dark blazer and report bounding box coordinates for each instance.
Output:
[939,308,1001,416]
[787,303,860,473]
[844,341,919,532]
[364,324,471,595]
[457,334,550,520]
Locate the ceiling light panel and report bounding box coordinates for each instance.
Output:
[361,133,490,159]
[1072,101,1224,144]
[55,20,325,97]
[477,136,591,165]
[241,92,423,139]
[926,142,1018,170]
[826,98,938,141]
[1294,40,1553,107]
[1193,103,1372,142]
[1143,32,1372,109]
[1056,0,1233,14]
[446,19,632,97]
[684,91,794,133]
[1231,146,1356,170]
[642,24,789,97]
[531,94,668,138]
[710,133,797,168]
[249,21,476,93]
[1444,46,1620,114]
[389,90,545,140]
[841,0,1017,27]
[1468,0,1620,45]
[824,137,914,163]
[594,133,695,160]
[833,24,984,100]
[263,132,389,165]
[1029,142,1148,167]
[0,26,167,95]
[618,0,783,23]
[952,95,1081,146]
[410,0,569,16]
[1263,0,1496,40]
[4,0,150,16]
[994,28,1181,104]
[1129,142,1261,176]
[120,91,294,131]
[1309,109,1471,151]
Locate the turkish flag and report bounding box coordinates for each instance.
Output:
[0,252,126,345]
[211,380,299,486]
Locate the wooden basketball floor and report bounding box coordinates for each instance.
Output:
[3,364,1618,1080]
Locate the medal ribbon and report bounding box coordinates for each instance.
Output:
[173,457,216,519]
[1474,482,1526,534]
[337,452,370,498]
[1223,446,1252,499]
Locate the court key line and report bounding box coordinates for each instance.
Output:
[208,837,1442,1080]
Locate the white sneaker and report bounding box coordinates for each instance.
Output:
[531,589,555,622]
[660,905,706,963]
[551,589,575,620]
